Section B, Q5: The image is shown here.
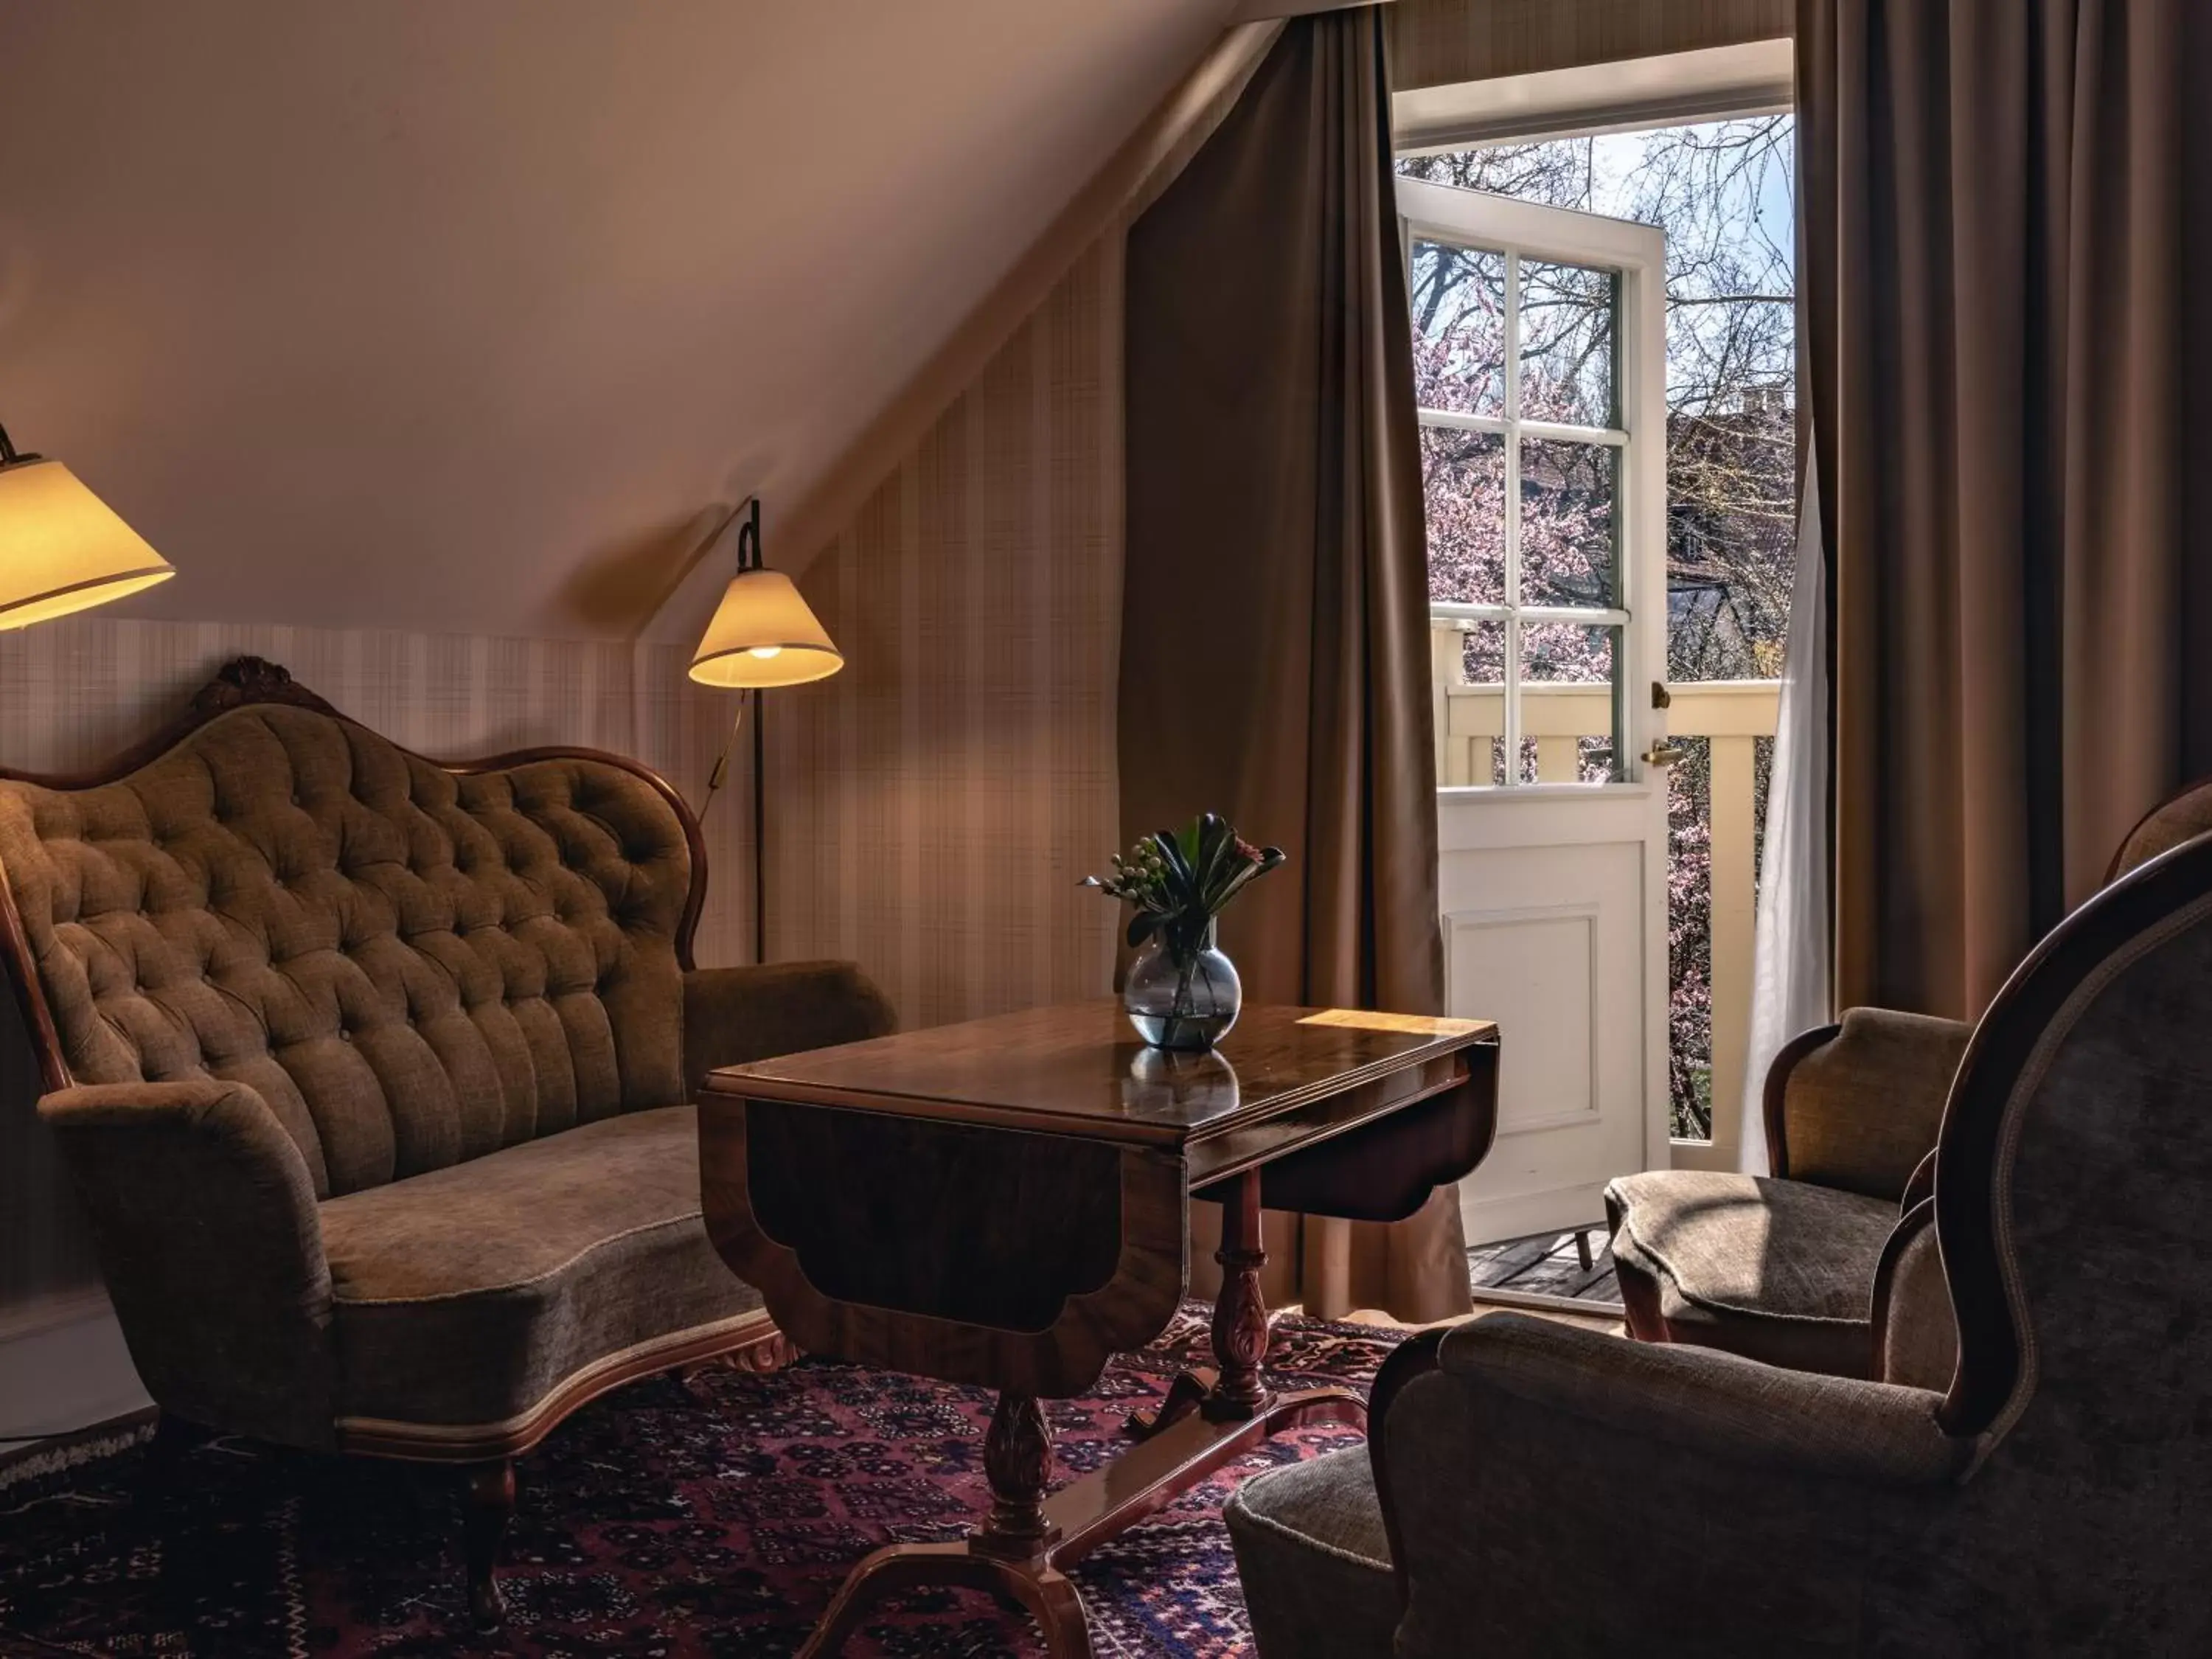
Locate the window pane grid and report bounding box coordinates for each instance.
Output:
[1416,409,1628,448]
[1433,602,1630,627]
[1419,234,1627,787]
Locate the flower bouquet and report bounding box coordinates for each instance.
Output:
[1083,813,1286,1051]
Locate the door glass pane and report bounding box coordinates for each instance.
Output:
[1519,438,1618,608]
[1520,622,1622,783]
[1519,260,1616,428]
[1437,620,1507,787]
[1408,218,1632,793]
[1423,427,1506,605]
[1410,240,1506,417]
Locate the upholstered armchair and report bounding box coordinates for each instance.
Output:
[9,660,894,1627]
[1226,827,2212,1655]
[1603,776,2212,1378]
[1603,1005,1968,1374]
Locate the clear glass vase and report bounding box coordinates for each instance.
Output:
[1124,920,1242,1051]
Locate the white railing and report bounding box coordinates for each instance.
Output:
[1431,622,1781,1152]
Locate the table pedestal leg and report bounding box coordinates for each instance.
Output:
[799,1387,1093,1658]
[975,1391,1060,1559]
[799,1166,1367,1658]
[1121,1365,1214,1438]
[1127,1165,1273,1439]
[1206,1167,1271,1420]
[797,1542,1095,1659]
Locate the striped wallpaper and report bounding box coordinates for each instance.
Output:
[0,617,752,1310]
[766,235,1124,1029]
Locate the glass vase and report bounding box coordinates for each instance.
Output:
[1124,920,1242,1051]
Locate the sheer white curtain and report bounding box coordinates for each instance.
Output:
[1738,451,1831,1174]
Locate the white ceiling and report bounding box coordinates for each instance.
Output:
[0,0,1231,639]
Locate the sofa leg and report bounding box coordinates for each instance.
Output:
[464,1458,515,1632]
[675,1328,804,1397]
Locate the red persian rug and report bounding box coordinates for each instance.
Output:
[0,1306,1394,1658]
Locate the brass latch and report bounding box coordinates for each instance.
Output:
[1642,742,1687,768]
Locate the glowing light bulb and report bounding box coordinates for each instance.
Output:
[748,645,783,660]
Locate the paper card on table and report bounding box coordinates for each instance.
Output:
[1297,1009,1488,1036]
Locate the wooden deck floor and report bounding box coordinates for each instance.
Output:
[1467,1225,1621,1305]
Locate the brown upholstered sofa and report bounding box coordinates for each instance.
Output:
[4,658,893,1627]
[1226,826,2212,1655]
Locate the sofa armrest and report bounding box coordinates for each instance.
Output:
[1373,1312,1966,1655]
[1766,1007,1972,1200]
[39,1079,337,1446]
[683,960,896,1092]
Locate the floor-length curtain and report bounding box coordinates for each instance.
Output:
[1802,0,2212,1020]
[1739,456,1831,1174]
[1121,7,1469,1324]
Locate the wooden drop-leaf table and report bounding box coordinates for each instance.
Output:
[698,998,1499,1658]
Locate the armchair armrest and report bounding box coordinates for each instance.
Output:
[38,1079,336,1446]
[683,959,896,1092]
[1374,1312,1967,1656]
[1428,1312,1963,1483]
[1766,1007,1972,1200]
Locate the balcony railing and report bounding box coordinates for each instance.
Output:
[1431,622,1781,1158]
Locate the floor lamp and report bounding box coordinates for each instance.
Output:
[688,499,842,964]
[0,417,176,630]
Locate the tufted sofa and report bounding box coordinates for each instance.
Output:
[3,658,894,1627]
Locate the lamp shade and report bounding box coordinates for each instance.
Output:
[0,459,175,628]
[687,568,843,688]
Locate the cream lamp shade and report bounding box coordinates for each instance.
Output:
[0,456,175,628]
[688,567,843,688]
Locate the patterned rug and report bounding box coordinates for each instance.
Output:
[0,1307,1394,1657]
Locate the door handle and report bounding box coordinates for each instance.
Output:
[1642,742,1687,768]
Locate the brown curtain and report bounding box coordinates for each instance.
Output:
[1390,0,1791,91]
[1804,0,2212,1019]
[1121,8,1468,1324]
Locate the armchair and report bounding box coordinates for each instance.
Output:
[1604,1006,1968,1375]
[1227,827,2212,1655]
[1604,776,2212,1379]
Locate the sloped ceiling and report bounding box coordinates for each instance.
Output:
[0,0,1234,639]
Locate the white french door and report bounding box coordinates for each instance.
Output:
[1399,175,1673,1244]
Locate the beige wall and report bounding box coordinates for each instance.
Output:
[0,1,1234,644]
[768,237,1124,1028]
[0,619,751,1312]
[1390,0,1790,88]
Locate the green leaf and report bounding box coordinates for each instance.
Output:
[1152,828,1195,897]
[1194,814,1231,904]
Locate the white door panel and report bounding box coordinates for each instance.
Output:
[1402,175,1671,1247]
[1450,901,1598,1137]
[1438,798,1661,1242]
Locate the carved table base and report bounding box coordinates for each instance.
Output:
[797,1169,1369,1659]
